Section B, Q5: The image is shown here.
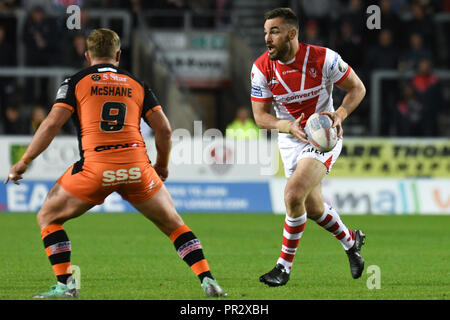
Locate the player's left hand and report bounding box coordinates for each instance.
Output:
[153,163,169,182]
[320,111,343,138]
[4,160,29,185]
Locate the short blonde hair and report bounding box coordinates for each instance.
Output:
[86,28,121,60]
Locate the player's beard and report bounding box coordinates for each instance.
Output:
[268,35,291,61]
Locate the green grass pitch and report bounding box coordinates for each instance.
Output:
[0,213,448,300]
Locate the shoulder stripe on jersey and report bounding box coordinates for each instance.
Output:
[251,96,273,102]
[52,102,74,113]
[300,45,310,91]
[144,105,162,118]
[334,66,352,85]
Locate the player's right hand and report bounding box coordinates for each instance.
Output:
[4,160,29,185]
[290,113,309,143]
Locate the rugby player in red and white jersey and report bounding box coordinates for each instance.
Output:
[251,8,367,286]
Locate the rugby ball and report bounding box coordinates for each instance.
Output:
[304,113,337,152]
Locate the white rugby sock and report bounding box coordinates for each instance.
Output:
[276,214,307,274]
[313,203,355,250]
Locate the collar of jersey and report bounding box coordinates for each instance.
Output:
[277,55,296,65]
[93,63,116,68]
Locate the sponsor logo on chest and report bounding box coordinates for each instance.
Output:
[275,86,324,104]
[282,69,300,75]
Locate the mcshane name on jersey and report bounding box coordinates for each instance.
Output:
[91,85,132,97]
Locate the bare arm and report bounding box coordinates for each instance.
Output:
[145,109,172,181]
[251,100,278,130]
[251,100,308,143]
[5,106,72,184]
[335,69,366,120]
[321,69,366,137]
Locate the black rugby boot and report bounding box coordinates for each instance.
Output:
[259,263,290,287]
[346,230,366,279]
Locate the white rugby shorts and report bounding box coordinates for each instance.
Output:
[279,138,343,178]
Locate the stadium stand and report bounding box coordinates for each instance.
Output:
[0,0,449,136]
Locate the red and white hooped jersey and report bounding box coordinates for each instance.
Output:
[251,42,351,147]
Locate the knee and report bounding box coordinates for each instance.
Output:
[165,212,184,231]
[36,208,64,229]
[305,202,325,221]
[36,210,50,229]
[284,188,307,211]
[153,209,185,237]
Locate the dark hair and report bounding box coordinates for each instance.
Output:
[264,8,299,30]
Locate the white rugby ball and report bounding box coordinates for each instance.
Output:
[304,113,337,152]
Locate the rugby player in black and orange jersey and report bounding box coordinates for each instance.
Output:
[5,28,226,298]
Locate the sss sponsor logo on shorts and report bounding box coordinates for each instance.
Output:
[102,168,142,186]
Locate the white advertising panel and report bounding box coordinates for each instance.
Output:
[269,178,450,214]
[0,136,279,180]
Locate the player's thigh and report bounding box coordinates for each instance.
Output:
[131,185,184,236]
[37,182,94,228]
[304,183,326,220]
[115,162,183,235]
[41,161,126,227]
[285,157,327,204]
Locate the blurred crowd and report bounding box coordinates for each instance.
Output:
[294,0,449,136]
[0,0,448,137]
[0,0,232,136]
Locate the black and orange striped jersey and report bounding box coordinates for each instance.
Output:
[53,63,161,163]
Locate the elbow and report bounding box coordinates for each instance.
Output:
[349,82,366,104]
[253,115,263,128]
[359,81,367,99]
[361,84,367,99]
[41,119,62,135]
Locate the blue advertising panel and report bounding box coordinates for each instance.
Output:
[0,181,272,213]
